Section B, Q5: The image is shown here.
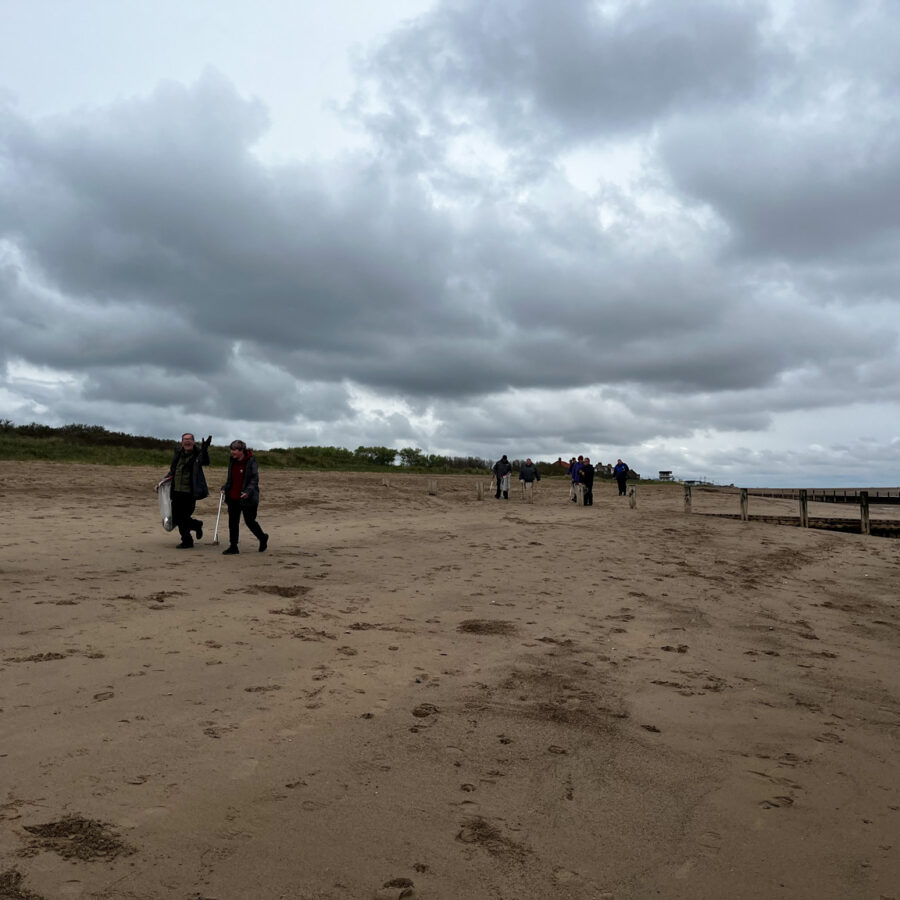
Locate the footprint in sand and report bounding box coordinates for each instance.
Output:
[696,830,722,856]
[748,770,802,790]
[759,795,794,809]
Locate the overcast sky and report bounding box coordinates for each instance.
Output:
[2,0,899,486]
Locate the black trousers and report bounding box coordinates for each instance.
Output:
[616,477,627,496]
[582,484,593,505]
[226,497,265,546]
[171,491,201,543]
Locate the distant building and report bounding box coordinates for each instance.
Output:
[658,470,674,481]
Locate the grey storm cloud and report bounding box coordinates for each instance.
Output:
[358,0,780,146]
[1,0,899,485]
[659,112,900,264]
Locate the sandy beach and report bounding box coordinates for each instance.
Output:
[1,462,898,899]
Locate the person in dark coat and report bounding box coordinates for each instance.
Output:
[613,459,629,496]
[519,457,541,502]
[579,457,595,506]
[220,440,268,555]
[492,454,512,500]
[518,458,541,484]
[162,433,211,548]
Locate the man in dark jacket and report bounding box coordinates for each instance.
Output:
[164,433,211,548]
[492,454,512,500]
[220,440,268,555]
[579,457,595,506]
[613,459,629,496]
[519,458,541,502]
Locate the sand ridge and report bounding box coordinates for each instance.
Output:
[1,462,898,898]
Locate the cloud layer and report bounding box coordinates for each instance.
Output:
[1,0,899,484]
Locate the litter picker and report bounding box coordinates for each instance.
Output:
[213,491,224,545]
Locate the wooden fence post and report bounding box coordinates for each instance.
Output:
[799,489,808,528]
[629,486,636,509]
[860,491,870,535]
[576,484,584,506]
[683,484,692,513]
[740,488,749,522]
[427,479,437,496]
[476,481,484,501]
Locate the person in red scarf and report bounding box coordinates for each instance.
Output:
[220,440,269,555]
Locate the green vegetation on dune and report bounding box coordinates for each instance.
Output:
[0,421,632,478]
[0,421,496,473]
[0,433,175,466]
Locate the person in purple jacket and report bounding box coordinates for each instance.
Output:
[613,459,629,496]
[568,456,584,502]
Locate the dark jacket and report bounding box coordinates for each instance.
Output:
[166,444,210,500]
[222,451,260,505]
[492,458,512,479]
[519,463,541,483]
[613,462,629,480]
[579,463,595,487]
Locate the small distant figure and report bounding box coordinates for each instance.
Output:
[614,459,629,496]
[220,440,269,555]
[568,456,583,502]
[492,454,512,500]
[163,432,211,549]
[580,457,595,506]
[519,457,541,502]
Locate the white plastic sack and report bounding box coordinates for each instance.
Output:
[157,479,174,532]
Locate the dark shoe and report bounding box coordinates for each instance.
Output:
[176,541,193,549]
[258,534,269,553]
[195,522,203,540]
[222,545,239,555]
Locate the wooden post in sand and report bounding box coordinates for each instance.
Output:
[476,481,484,501]
[740,488,749,522]
[576,483,585,506]
[860,491,870,536]
[629,486,636,509]
[683,484,692,513]
[427,479,437,496]
[798,490,809,528]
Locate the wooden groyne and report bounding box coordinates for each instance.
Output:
[744,487,900,505]
[684,485,900,537]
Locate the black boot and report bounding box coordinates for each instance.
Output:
[222,545,239,555]
[258,534,269,553]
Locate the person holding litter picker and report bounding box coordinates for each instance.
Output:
[161,432,211,549]
[220,440,269,555]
